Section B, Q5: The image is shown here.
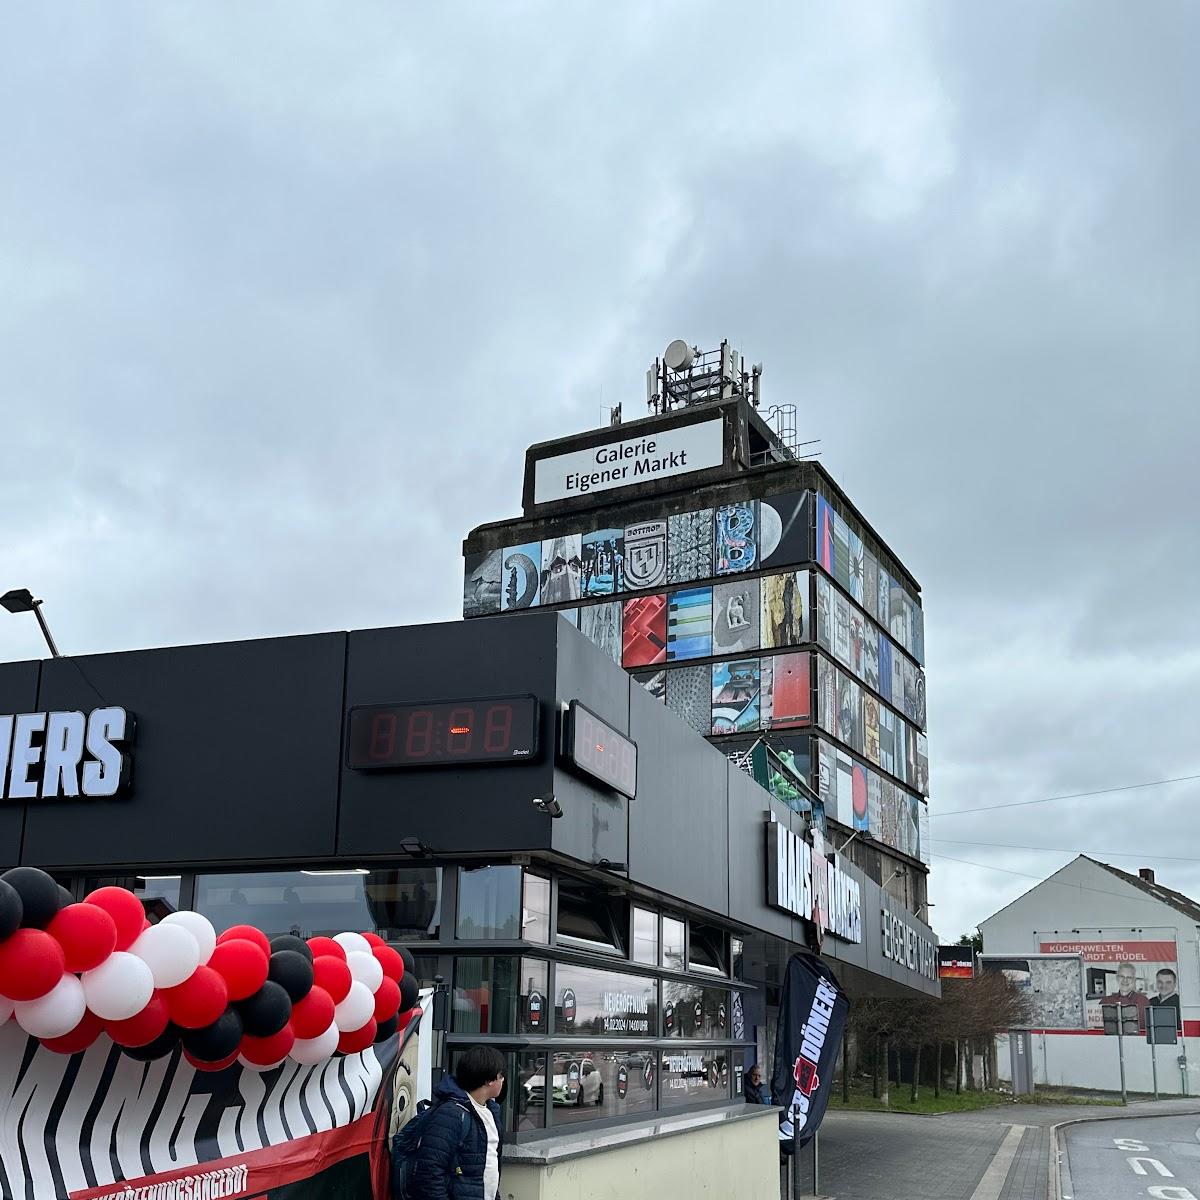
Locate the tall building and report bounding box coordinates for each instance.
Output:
[463,340,932,923]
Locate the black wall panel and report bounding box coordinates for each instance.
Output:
[0,659,42,867]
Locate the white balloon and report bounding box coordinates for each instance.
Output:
[15,975,86,1039]
[238,1054,287,1073]
[334,981,374,1032]
[161,911,217,965]
[82,952,154,1021]
[0,996,14,1025]
[290,1020,339,1065]
[333,932,371,958]
[130,923,200,989]
[346,950,383,993]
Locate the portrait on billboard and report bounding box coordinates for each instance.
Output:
[863,552,879,621]
[863,625,880,692]
[867,772,882,840]
[581,528,624,596]
[814,573,832,652]
[714,502,758,575]
[666,664,712,737]
[762,652,811,730]
[816,655,838,736]
[463,549,503,617]
[832,591,851,664]
[849,609,865,678]
[635,669,667,703]
[759,491,813,571]
[761,570,809,648]
[849,761,868,831]
[815,495,836,576]
[863,695,880,765]
[580,601,622,665]
[623,594,668,667]
[848,530,865,603]
[878,636,893,705]
[837,670,862,752]
[501,542,542,610]
[667,508,714,583]
[711,658,761,734]
[624,520,668,591]
[667,586,713,661]
[916,733,929,796]
[541,534,583,604]
[712,578,760,655]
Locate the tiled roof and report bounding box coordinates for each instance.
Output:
[1087,856,1200,926]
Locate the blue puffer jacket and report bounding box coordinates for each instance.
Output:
[411,1075,503,1200]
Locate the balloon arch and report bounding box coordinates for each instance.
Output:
[0,866,419,1071]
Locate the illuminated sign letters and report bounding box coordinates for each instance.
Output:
[881,907,937,981]
[766,820,862,944]
[0,707,133,800]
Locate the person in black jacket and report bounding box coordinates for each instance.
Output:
[743,1063,770,1104]
[412,1046,506,1200]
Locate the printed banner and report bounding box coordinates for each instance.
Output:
[0,1016,418,1200]
[771,953,848,1150]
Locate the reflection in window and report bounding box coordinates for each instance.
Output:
[543,1050,657,1126]
[453,957,517,1035]
[514,1052,547,1131]
[556,879,627,956]
[688,923,727,975]
[662,982,729,1039]
[731,937,745,982]
[661,1049,729,1109]
[457,866,521,940]
[518,959,549,1035]
[522,874,550,944]
[633,908,658,966]
[555,963,657,1038]
[86,875,181,923]
[662,917,685,971]
[194,868,441,940]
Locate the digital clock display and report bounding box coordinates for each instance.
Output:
[347,696,540,769]
[565,701,637,799]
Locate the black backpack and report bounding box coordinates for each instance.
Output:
[390,1099,469,1199]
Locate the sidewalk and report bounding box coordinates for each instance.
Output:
[811,1097,1200,1200]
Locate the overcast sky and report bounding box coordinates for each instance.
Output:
[2,3,1197,944]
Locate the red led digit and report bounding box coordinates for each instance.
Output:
[406,710,433,757]
[483,704,513,752]
[368,713,397,760]
[447,707,475,754]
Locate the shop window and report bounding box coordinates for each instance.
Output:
[452,956,517,1035]
[556,879,627,956]
[688,923,727,976]
[662,981,729,1039]
[85,874,181,923]
[194,868,440,940]
[632,908,658,966]
[457,865,521,940]
[660,1049,729,1109]
[731,937,745,982]
[662,916,685,971]
[519,959,549,1035]
[522,873,550,944]
[514,1052,547,1131]
[554,963,657,1038]
[543,1049,656,1127]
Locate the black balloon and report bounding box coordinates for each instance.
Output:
[397,946,415,977]
[57,885,74,909]
[269,934,312,962]
[124,1024,182,1061]
[237,981,292,1037]
[374,1015,398,1043]
[1,867,63,929]
[183,1008,244,1062]
[398,972,419,1013]
[268,950,314,1002]
[0,880,22,940]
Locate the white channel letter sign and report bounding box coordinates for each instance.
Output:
[766,820,862,944]
[0,707,133,800]
[880,907,938,981]
[533,417,725,505]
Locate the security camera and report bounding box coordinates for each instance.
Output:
[532,796,563,819]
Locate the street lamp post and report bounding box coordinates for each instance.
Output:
[1,589,62,657]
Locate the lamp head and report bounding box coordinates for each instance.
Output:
[0,589,37,614]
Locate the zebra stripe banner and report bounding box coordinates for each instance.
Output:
[0,1015,413,1199]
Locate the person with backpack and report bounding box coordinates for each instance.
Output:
[398,1046,506,1200]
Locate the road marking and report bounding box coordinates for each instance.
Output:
[1147,1187,1197,1200]
[1130,1156,1175,1177]
[970,1124,1030,1200]
[1115,1137,1150,1151]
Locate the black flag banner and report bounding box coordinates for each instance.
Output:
[0,1014,419,1199]
[771,952,848,1149]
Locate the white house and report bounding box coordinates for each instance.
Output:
[979,855,1199,1095]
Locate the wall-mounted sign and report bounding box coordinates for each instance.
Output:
[766,819,862,944]
[563,700,637,799]
[532,418,725,505]
[0,707,133,801]
[882,907,937,980]
[938,946,975,979]
[346,696,539,769]
[528,991,545,1031]
[561,988,577,1028]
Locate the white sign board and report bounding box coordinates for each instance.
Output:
[533,418,724,505]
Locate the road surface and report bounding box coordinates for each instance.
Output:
[1062,1113,1200,1199]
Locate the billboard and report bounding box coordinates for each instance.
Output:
[978,953,1086,1030]
[938,946,975,979]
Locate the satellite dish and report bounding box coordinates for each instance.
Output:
[664,339,693,371]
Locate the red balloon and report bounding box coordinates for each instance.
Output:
[208,939,269,1001]
[164,966,228,1029]
[46,903,118,973]
[373,977,401,1023]
[306,936,345,961]
[290,986,335,1040]
[0,928,65,1001]
[372,945,404,982]
[337,1019,376,1055]
[361,932,386,948]
[42,1010,105,1055]
[395,1007,419,1034]
[311,955,352,1004]
[107,992,170,1048]
[83,887,145,951]
[241,1024,294,1065]
[185,1048,239,1072]
[216,925,271,956]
